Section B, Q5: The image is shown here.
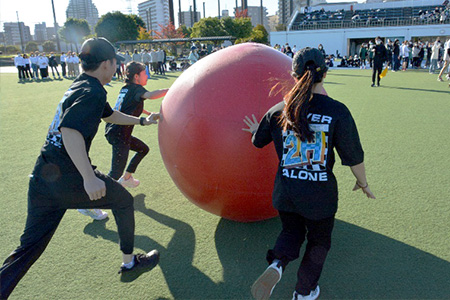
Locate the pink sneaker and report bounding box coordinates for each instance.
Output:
[118,175,140,188]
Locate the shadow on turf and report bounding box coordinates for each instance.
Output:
[327,72,371,78]
[381,85,450,95]
[83,196,450,299]
[215,218,450,299]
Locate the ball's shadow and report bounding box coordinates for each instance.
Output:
[214,217,450,299]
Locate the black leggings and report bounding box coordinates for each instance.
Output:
[107,136,149,180]
[266,211,335,296]
[0,160,135,299]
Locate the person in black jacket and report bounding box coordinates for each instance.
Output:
[393,39,401,71]
[371,36,387,87]
[48,52,60,78]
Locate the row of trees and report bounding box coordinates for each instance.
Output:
[1,41,57,54]
[58,11,269,51]
[2,11,269,55]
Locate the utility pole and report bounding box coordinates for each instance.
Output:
[51,0,61,51]
[260,0,264,26]
[193,0,198,23]
[169,0,174,25]
[178,0,182,26]
[203,2,206,19]
[218,0,221,19]
[16,11,24,52]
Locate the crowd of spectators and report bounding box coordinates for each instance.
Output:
[12,44,230,83]
[13,51,81,81]
[273,38,450,86]
[294,4,450,29]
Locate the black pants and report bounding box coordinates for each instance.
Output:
[0,160,135,299]
[107,136,149,180]
[372,63,383,85]
[266,211,335,295]
[393,56,400,71]
[152,62,159,74]
[24,64,32,78]
[50,65,59,77]
[17,66,25,79]
[158,62,165,75]
[40,68,48,78]
[61,62,66,77]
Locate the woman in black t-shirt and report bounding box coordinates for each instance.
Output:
[243,47,375,300]
[105,61,168,187]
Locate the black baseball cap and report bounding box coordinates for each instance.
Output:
[292,47,328,76]
[79,37,124,63]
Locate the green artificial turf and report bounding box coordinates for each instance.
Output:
[0,68,449,300]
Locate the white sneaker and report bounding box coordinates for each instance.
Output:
[292,286,320,300]
[118,175,140,188]
[251,261,283,300]
[77,209,108,220]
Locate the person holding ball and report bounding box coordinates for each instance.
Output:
[243,47,375,300]
[1,38,161,299]
[105,61,168,187]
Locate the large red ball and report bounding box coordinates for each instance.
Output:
[158,43,294,222]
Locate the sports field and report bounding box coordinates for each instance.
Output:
[0,67,449,299]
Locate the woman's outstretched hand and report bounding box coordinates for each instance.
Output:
[242,114,259,134]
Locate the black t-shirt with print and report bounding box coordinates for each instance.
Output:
[34,73,114,176]
[104,83,147,144]
[253,93,364,220]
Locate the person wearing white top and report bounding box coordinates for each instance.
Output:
[124,51,132,65]
[400,41,411,71]
[66,52,74,77]
[14,53,25,80]
[429,39,441,74]
[142,49,151,73]
[30,53,39,79]
[437,38,450,82]
[60,52,67,77]
[157,49,165,75]
[22,54,32,79]
[188,46,199,65]
[132,49,141,63]
[150,49,158,74]
[72,54,80,76]
[37,53,49,79]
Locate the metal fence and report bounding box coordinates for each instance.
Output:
[290,17,450,31]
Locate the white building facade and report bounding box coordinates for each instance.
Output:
[138,0,170,32]
[66,0,99,32]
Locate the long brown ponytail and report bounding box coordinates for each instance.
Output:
[278,62,324,143]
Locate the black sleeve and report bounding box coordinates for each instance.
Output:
[134,86,148,102]
[102,102,114,118]
[333,108,364,166]
[59,93,106,138]
[252,113,274,148]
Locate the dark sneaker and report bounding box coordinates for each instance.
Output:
[118,250,160,274]
[371,83,375,87]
